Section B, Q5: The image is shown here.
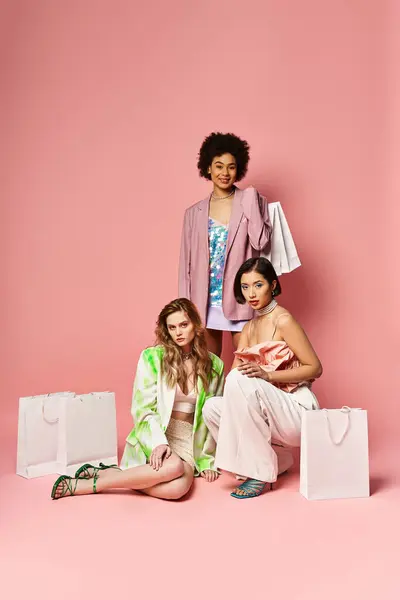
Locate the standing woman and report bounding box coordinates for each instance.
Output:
[51,299,224,501]
[179,132,272,357]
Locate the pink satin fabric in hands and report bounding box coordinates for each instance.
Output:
[234,341,311,393]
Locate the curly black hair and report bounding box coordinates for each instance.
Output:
[197,132,250,181]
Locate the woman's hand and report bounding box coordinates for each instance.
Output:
[149,444,171,471]
[237,362,270,380]
[200,470,219,483]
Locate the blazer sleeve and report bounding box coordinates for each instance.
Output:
[215,363,225,396]
[178,208,192,298]
[197,360,225,473]
[243,190,272,251]
[131,350,168,455]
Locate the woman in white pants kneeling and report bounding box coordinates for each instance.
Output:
[203,257,322,499]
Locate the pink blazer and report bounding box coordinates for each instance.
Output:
[178,187,272,323]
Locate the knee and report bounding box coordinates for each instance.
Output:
[161,454,185,481]
[202,397,220,422]
[225,368,261,410]
[202,401,212,422]
[225,368,242,388]
[167,477,192,500]
[225,368,252,396]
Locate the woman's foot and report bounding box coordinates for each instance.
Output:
[230,478,273,499]
[51,475,97,500]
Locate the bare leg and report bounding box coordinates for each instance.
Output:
[93,455,195,499]
[52,453,186,499]
[142,462,194,499]
[205,328,223,356]
[231,331,241,350]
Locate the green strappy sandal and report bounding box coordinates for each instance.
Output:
[51,474,99,500]
[75,462,119,479]
[230,478,273,499]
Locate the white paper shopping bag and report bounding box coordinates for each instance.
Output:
[16,392,75,478]
[57,391,118,475]
[300,406,370,500]
[262,202,301,275]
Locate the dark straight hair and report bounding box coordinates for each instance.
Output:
[233,257,281,304]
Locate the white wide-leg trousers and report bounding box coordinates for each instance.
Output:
[203,368,318,482]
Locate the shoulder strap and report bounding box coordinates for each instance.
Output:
[248,318,255,342]
[271,313,291,340]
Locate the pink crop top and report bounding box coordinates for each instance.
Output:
[172,384,197,414]
[234,341,312,393]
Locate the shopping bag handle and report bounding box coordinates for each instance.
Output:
[41,395,59,425]
[324,406,351,445]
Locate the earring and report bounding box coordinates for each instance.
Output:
[272,289,277,297]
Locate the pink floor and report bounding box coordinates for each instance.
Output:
[1,443,400,600]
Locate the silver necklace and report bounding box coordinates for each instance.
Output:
[181,350,193,361]
[211,189,235,200]
[255,298,278,317]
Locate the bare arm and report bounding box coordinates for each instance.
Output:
[266,314,322,384]
[230,322,251,370]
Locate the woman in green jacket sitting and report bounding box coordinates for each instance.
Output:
[51,298,225,500]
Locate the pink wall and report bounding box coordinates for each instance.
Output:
[1,1,397,472]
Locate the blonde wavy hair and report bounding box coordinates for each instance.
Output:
[155,298,214,394]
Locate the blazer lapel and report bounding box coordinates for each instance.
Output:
[193,375,206,432]
[196,196,211,256]
[158,376,176,427]
[226,188,244,257]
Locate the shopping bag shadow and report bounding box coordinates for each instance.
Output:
[369,475,389,495]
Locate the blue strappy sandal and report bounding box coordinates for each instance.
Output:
[230,478,273,499]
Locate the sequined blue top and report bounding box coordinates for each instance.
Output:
[208,217,229,307]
